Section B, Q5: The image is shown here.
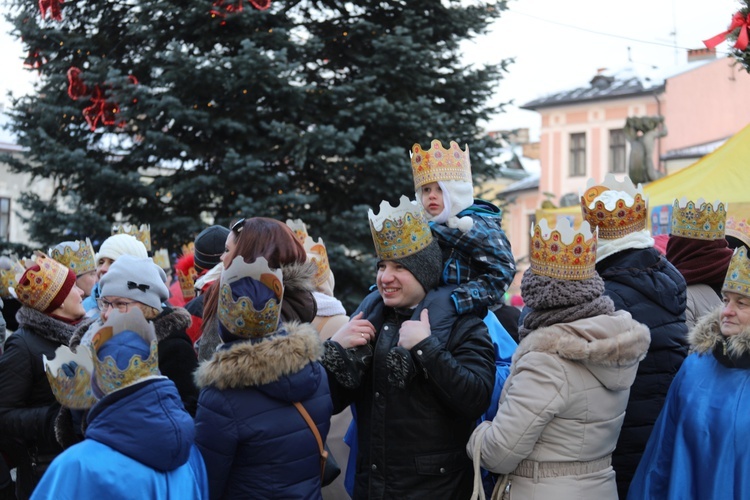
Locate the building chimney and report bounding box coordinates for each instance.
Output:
[687,47,716,63]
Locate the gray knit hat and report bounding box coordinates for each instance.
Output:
[194,225,230,273]
[388,239,442,293]
[99,255,170,310]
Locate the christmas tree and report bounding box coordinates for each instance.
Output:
[3,0,510,310]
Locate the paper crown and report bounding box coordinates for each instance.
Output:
[152,249,171,270]
[218,256,283,338]
[286,219,309,245]
[182,241,195,257]
[177,264,197,301]
[368,196,434,261]
[410,140,472,190]
[670,198,726,240]
[49,239,96,276]
[112,223,151,251]
[723,246,750,297]
[726,216,750,248]
[303,236,331,289]
[0,257,25,298]
[14,253,74,312]
[43,308,159,408]
[580,174,648,240]
[530,219,598,281]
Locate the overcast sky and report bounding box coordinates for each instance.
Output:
[0,0,743,140]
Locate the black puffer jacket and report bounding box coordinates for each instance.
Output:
[323,286,495,500]
[0,307,78,499]
[596,247,688,498]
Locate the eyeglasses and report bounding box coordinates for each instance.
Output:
[231,218,245,234]
[97,298,138,313]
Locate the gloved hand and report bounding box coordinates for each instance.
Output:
[61,361,79,378]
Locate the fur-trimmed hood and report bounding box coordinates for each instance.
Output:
[194,321,324,397]
[70,306,192,350]
[16,306,78,345]
[515,310,650,390]
[282,261,317,294]
[689,307,750,358]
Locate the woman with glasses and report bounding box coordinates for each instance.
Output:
[0,254,86,499]
[197,217,318,361]
[55,255,199,448]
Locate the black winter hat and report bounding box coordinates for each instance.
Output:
[389,239,442,293]
[194,225,230,273]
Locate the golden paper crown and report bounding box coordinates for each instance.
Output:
[726,216,750,248]
[410,140,472,190]
[49,239,96,276]
[181,241,195,257]
[0,257,25,298]
[219,256,283,338]
[580,174,648,240]
[14,253,73,312]
[368,196,434,260]
[43,345,98,409]
[303,236,331,289]
[670,198,726,240]
[112,223,152,251]
[530,219,598,281]
[152,249,171,270]
[285,219,309,245]
[723,246,750,297]
[90,308,160,397]
[177,266,197,300]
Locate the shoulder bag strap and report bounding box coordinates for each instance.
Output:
[293,401,328,481]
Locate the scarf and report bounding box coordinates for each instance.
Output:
[666,236,733,288]
[596,229,654,263]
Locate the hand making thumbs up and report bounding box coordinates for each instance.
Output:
[398,309,431,350]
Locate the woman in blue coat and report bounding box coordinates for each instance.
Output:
[194,255,332,500]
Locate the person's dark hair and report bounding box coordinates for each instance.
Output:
[201,217,306,331]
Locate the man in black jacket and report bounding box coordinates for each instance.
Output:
[322,196,495,499]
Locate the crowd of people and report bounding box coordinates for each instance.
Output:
[0,140,747,499]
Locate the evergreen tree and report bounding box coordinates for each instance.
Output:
[3,0,510,310]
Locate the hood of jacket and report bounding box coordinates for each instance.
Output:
[194,321,324,402]
[85,378,194,471]
[280,261,318,323]
[515,310,650,390]
[16,306,78,345]
[70,306,192,350]
[689,307,750,358]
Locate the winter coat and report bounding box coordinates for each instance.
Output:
[56,306,200,448]
[32,378,208,499]
[685,283,722,330]
[0,307,77,499]
[628,307,750,499]
[322,286,496,500]
[197,261,318,361]
[194,322,332,500]
[468,310,650,500]
[595,247,689,497]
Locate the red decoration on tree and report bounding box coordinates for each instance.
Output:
[247,0,270,10]
[38,0,63,21]
[704,11,750,51]
[211,0,270,18]
[66,67,139,131]
[67,67,89,100]
[24,49,48,70]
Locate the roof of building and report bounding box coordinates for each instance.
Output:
[497,172,540,197]
[661,137,728,161]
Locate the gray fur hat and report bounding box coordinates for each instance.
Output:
[99,255,170,310]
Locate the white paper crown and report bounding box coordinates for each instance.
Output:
[368,196,433,260]
[580,174,648,239]
[529,219,598,280]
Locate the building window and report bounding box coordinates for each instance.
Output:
[609,129,627,173]
[0,198,9,241]
[569,133,586,177]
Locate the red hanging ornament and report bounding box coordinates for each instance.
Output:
[247,0,270,10]
[704,11,750,51]
[24,49,48,70]
[67,68,139,130]
[210,0,270,18]
[67,67,90,100]
[38,0,63,21]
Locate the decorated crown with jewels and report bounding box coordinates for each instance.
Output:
[530,219,598,281]
[48,239,96,276]
[152,248,171,270]
[0,257,25,298]
[723,246,750,297]
[368,196,434,261]
[580,174,648,240]
[14,253,73,312]
[112,223,151,251]
[671,198,727,240]
[219,256,283,338]
[726,215,750,248]
[410,140,472,190]
[286,219,309,246]
[90,308,160,397]
[303,236,331,289]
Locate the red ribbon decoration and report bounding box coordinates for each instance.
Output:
[24,50,48,70]
[38,0,63,21]
[247,0,270,10]
[67,68,138,130]
[67,67,89,100]
[211,0,270,18]
[704,11,750,51]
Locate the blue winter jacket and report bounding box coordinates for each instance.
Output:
[32,377,208,499]
[194,322,332,500]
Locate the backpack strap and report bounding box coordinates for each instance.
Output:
[293,401,328,481]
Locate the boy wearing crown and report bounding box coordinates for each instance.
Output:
[581,174,688,498]
[322,196,495,499]
[410,140,516,316]
[629,246,750,499]
[34,308,208,499]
